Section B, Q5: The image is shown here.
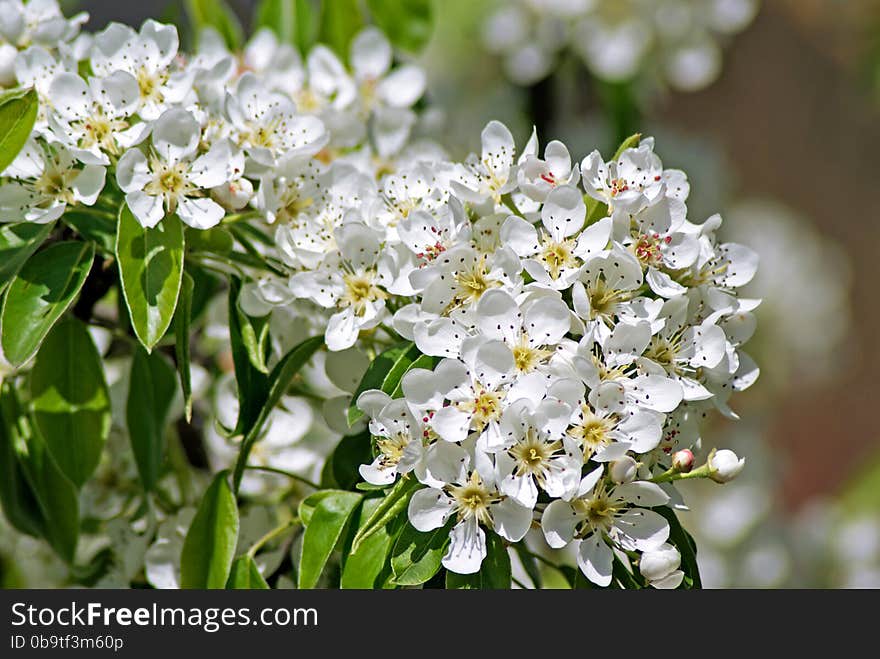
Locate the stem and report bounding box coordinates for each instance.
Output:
[246,517,300,559]
[649,464,711,484]
[244,465,320,490]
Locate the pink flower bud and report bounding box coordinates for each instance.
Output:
[671,449,694,473]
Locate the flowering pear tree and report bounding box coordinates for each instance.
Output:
[0,0,757,589]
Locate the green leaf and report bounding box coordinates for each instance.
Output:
[29,318,110,489]
[0,385,46,538]
[180,470,239,589]
[174,272,194,422]
[184,0,244,50]
[656,506,701,589]
[612,555,643,589]
[299,489,345,527]
[612,132,642,161]
[227,277,270,437]
[254,0,296,44]
[116,205,185,352]
[0,383,79,563]
[0,222,53,292]
[0,87,39,174]
[318,0,363,61]
[0,240,94,367]
[298,490,362,588]
[390,519,453,586]
[231,334,324,492]
[445,532,511,589]
[62,209,116,255]
[226,555,270,589]
[340,496,403,589]
[237,305,271,375]
[347,341,425,426]
[185,226,234,254]
[350,475,419,554]
[367,0,433,53]
[126,347,177,492]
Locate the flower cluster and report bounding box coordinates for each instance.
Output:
[483,0,759,90]
[0,2,760,589]
[327,124,759,585]
[1,3,427,229]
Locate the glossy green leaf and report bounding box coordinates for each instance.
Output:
[390,519,453,586]
[184,0,243,50]
[174,272,194,422]
[237,306,271,375]
[341,496,403,589]
[318,0,363,61]
[347,341,423,426]
[180,470,239,589]
[0,240,94,367]
[445,532,511,589]
[0,222,53,292]
[367,0,433,53]
[116,206,185,352]
[299,489,344,527]
[350,476,419,554]
[186,226,234,254]
[657,506,701,589]
[0,87,39,174]
[0,383,79,563]
[226,555,270,589]
[231,334,324,492]
[29,318,110,489]
[227,277,269,436]
[298,490,362,589]
[127,347,176,492]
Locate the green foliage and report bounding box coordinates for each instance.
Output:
[0,87,39,174]
[318,0,363,61]
[29,318,110,489]
[0,240,94,367]
[0,383,79,563]
[127,347,177,492]
[340,496,403,588]
[230,333,324,492]
[390,518,453,586]
[174,272,194,421]
[116,206,185,352]
[184,0,244,50]
[367,0,433,53]
[0,223,53,293]
[181,470,240,588]
[227,555,271,589]
[298,490,362,588]
[254,0,320,53]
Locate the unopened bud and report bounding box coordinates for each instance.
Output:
[707,449,745,484]
[671,449,694,473]
[610,456,638,484]
[640,543,684,589]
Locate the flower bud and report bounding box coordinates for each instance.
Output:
[609,456,638,484]
[671,449,694,473]
[640,543,684,589]
[708,449,745,483]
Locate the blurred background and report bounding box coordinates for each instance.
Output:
[16,0,879,587]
